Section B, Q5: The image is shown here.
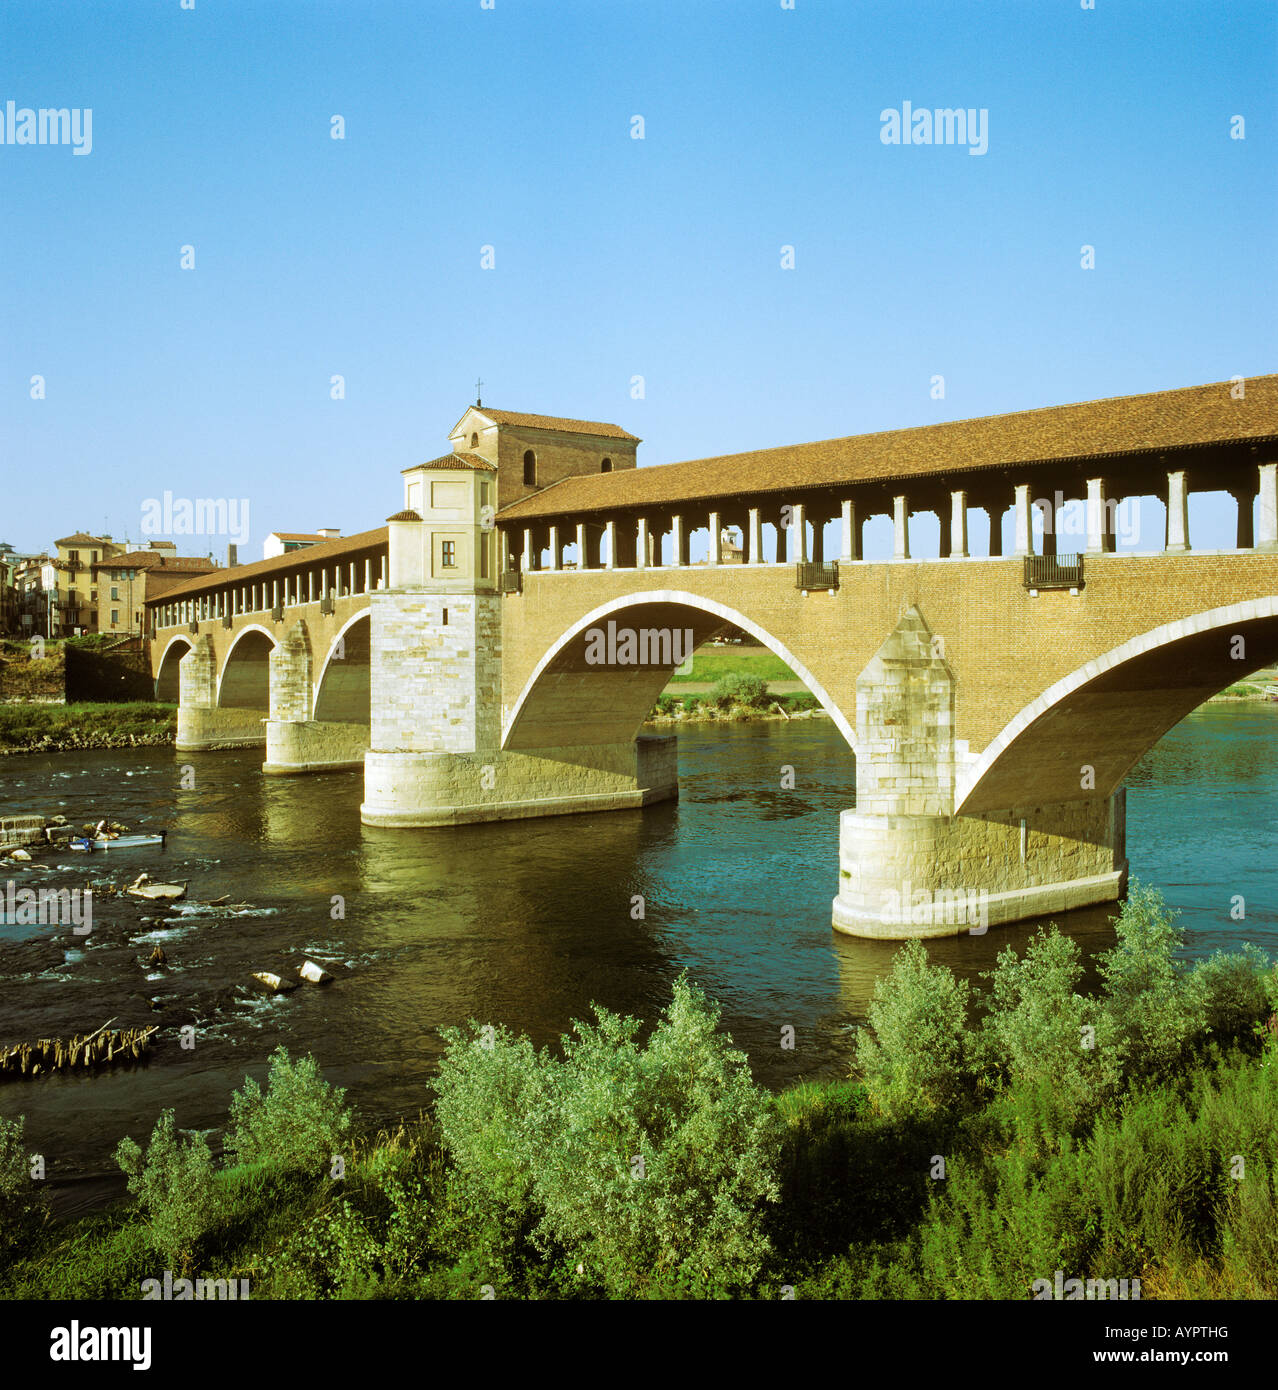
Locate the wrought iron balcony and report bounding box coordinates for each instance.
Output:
[796,561,839,592]
[1023,553,1084,590]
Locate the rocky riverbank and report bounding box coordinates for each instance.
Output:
[0,702,177,756]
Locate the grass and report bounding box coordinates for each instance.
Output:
[0,701,176,753]
[666,644,798,685]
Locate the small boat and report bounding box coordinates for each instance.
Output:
[69,832,167,853]
[125,878,188,901]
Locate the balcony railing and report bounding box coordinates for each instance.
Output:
[796,561,839,592]
[1023,553,1084,590]
[499,570,523,595]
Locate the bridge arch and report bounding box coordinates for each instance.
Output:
[217,624,276,710]
[503,589,856,752]
[314,612,371,723]
[957,596,1278,814]
[155,634,192,702]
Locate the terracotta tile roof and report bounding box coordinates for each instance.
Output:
[146,526,389,607]
[270,532,333,542]
[472,408,639,442]
[386,509,423,521]
[92,553,217,573]
[55,533,117,547]
[496,376,1278,522]
[402,452,497,473]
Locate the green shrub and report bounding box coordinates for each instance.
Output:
[710,672,769,709]
[430,1023,550,1275]
[1097,882,1203,1081]
[224,1046,353,1176]
[261,1198,383,1299]
[980,927,1118,1137]
[1187,944,1273,1045]
[855,941,975,1119]
[433,975,782,1297]
[0,1115,47,1254]
[114,1110,219,1268]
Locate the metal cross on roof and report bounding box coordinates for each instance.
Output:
[475,378,483,407]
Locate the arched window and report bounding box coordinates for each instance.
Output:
[601,457,613,473]
[470,432,479,448]
[523,450,536,485]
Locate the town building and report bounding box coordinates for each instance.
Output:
[263,530,342,560]
[92,550,219,636]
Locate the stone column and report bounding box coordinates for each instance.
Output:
[790,502,807,563]
[1232,488,1255,550]
[575,522,587,569]
[748,507,763,564]
[548,525,560,571]
[1036,500,1056,558]
[950,490,968,558]
[1257,463,1277,551]
[708,509,722,565]
[500,530,511,575]
[810,516,824,564]
[604,520,616,570]
[1013,485,1032,557]
[893,495,910,561]
[636,517,648,569]
[523,528,535,571]
[839,499,859,563]
[986,505,1003,557]
[1165,470,1190,553]
[1086,477,1116,554]
[672,514,685,566]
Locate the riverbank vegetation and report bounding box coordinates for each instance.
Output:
[0,702,176,755]
[1,885,1275,1300]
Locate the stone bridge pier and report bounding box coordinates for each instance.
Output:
[830,608,1126,939]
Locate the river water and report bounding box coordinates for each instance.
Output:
[1,704,1275,1217]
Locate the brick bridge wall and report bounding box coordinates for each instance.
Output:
[500,552,1278,808]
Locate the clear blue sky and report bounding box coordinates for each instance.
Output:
[3,0,1275,559]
